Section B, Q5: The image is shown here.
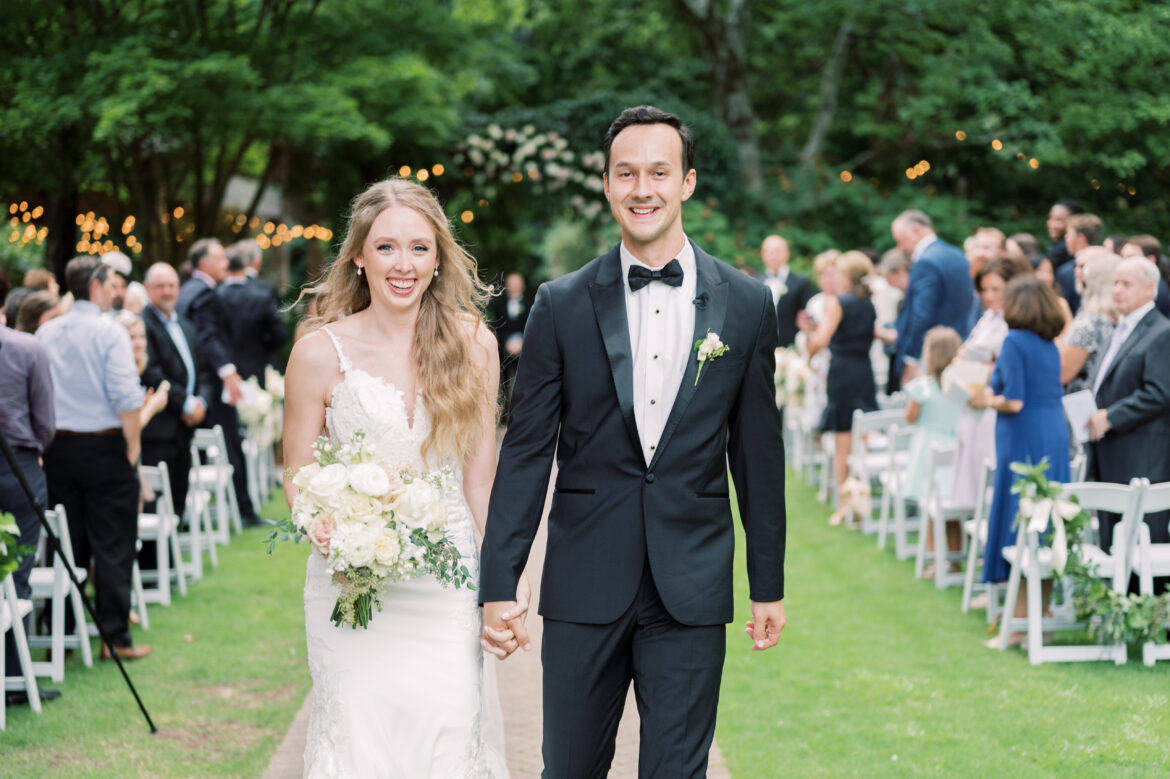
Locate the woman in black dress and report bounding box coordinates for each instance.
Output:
[800,250,878,498]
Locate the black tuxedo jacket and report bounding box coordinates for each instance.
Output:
[489,294,530,360]
[480,242,786,627]
[177,277,234,376]
[140,305,214,444]
[773,271,814,348]
[218,276,288,386]
[1089,307,1170,487]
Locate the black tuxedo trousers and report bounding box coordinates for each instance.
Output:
[481,243,786,777]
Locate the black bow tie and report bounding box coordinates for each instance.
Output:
[628,259,684,292]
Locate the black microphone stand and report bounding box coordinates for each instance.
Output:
[0,415,157,733]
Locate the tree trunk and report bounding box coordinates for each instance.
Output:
[674,0,762,189]
[799,17,853,168]
[44,187,78,282]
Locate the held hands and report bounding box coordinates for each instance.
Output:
[481,577,533,661]
[181,398,207,427]
[743,600,786,651]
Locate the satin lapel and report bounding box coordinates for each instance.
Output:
[588,248,642,458]
[648,246,728,470]
[1100,310,1155,391]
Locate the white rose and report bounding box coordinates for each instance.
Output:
[349,462,391,498]
[395,480,441,530]
[373,530,401,567]
[698,342,712,360]
[293,462,322,491]
[307,463,349,502]
[425,498,448,532]
[343,526,377,569]
[705,332,723,350]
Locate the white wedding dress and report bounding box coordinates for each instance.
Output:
[302,327,509,777]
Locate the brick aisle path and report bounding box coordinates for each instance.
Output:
[266,461,730,778]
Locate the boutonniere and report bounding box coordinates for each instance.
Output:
[777,282,788,298]
[693,331,730,386]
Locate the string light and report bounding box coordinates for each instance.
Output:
[417,169,429,182]
[173,206,184,219]
[460,210,474,223]
[991,139,1003,151]
[839,171,853,183]
[431,164,444,176]
[399,165,411,177]
[1029,158,1039,169]
[955,130,967,141]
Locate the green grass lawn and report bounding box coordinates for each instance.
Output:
[717,470,1170,777]
[1,493,311,776]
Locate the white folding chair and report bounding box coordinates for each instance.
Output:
[877,424,918,555]
[131,539,149,630]
[186,440,218,570]
[27,505,94,681]
[961,460,1001,622]
[848,409,910,535]
[913,443,971,588]
[997,479,1141,665]
[192,426,242,543]
[2,574,41,718]
[1123,479,1170,666]
[138,463,188,605]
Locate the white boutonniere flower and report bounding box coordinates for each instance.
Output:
[777,282,788,298]
[693,331,730,386]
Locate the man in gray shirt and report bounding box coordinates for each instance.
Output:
[0,305,56,704]
[38,256,150,660]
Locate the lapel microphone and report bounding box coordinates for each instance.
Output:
[693,292,709,310]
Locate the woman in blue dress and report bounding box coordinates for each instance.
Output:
[970,275,1069,647]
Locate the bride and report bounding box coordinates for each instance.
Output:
[283,178,520,776]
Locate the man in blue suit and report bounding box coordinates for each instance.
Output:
[891,209,974,385]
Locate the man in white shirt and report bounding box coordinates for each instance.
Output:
[759,235,813,348]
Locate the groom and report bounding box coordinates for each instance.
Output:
[481,106,787,778]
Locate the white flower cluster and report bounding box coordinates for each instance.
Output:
[237,371,284,448]
[455,123,606,220]
[290,434,453,581]
[696,332,725,362]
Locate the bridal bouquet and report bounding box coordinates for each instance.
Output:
[267,431,474,629]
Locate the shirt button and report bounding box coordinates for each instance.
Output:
[653,354,658,360]
[650,445,656,450]
[645,473,656,484]
[655,309,660,314]
[650,399,656,405]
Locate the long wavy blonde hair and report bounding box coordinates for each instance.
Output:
[303,178,495,464]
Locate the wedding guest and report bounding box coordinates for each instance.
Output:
[141,263,211,531]
[796,251,840,432]
[100,251,132,312]
[903,326,962,502]
[1119,236,1170,316]
[38,256,150,660]
[876,249,910,392]
[0,268,9,325]
[1103,234,1129,255]
[891,209,973,386]
[904,326,963,572]
[950,257,1027,508]
[4,287,31,328]
[759,235,813,347]
[15,290,61,334]
[219,242,288,388]
[488,272,530,425]
[123,281,148,314]
[801,251,877,501]
[1005,233,1039,265]
[22,268,59,296]
[1060,252,1120,392]
[1056,213,1102,314]
[1033,254,1074,330]
[1087,258,1170,557]
[0,316,58,705]
[867,258,900,389]
[1044,198,1084,269]
[178,238,257,524]
[972,276,1069,647]
[114,311,170,421]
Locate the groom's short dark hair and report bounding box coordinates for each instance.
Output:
[602,106,695,174]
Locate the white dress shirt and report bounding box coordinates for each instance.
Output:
[621,238,697,464]
[1092,300,1154,398]
[911,233,938,263]
[151,305,201,416]
[762,267,790,305]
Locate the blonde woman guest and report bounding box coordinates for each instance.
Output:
[282,178,512,776]
[114,311,169,427]
[1060,252,1120,392]
[796,250,840,431]
[800,251,878,500]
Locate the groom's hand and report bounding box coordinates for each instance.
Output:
[744,600,786,651]
[482,593,532,661]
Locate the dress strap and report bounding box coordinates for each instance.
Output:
[320,326,353,373]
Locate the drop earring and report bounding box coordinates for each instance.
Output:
[356,265,363,276]
[433,268,439,278]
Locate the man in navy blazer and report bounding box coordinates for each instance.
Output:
[891,210,974,385]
